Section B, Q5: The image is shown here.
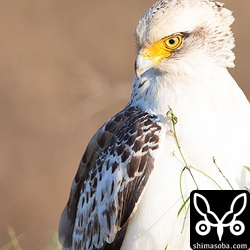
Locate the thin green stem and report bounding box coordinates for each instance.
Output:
[167,108,199,190]
[179,167,186,204]
[172,123,188,168]
[181,201,190,234]
[0,226,32,250]
[213,157,234,190]
[191,166,223,190]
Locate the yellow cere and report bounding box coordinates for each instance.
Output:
[141,33,183,65]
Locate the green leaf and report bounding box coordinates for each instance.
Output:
[244,166,250,173]
[177,196,190,217]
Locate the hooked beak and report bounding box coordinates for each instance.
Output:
[135,47,171,79]
[134,53,154,79]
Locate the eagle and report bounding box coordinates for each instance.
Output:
[59,0,250,249]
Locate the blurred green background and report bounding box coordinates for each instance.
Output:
[0,0,249,249]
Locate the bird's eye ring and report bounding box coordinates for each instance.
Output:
[164,35,182,50]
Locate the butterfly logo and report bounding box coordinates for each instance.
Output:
[193,193,247,241]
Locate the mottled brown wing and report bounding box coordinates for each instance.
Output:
[59,106,161,250]
[58,107,140,247]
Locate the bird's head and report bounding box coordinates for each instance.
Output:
[134,0,235,79]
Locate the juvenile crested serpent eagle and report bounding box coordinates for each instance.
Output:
[59,1,250,249]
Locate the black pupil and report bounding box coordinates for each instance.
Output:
[169,39,176,45]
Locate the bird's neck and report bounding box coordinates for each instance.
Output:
[128,66,247,122]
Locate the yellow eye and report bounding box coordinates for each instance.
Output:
[164,35,182,50]
[139,33,183,65]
